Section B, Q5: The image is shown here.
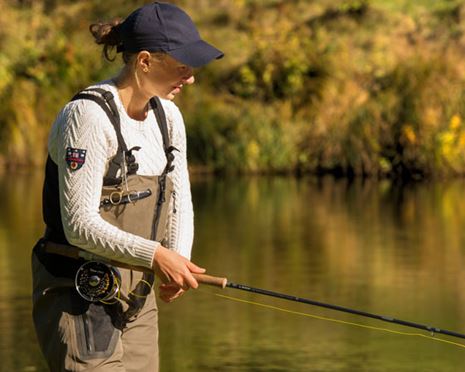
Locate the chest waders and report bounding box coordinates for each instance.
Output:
[75,88,176,244]
[40,88,177,310]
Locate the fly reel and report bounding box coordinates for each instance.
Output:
[75,261,121,302]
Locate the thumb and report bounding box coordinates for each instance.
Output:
[187,261,206,274]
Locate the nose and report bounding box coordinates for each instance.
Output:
[180,65,195,85]
[183,75,195,85]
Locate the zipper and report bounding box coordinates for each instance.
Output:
[82,313,93,353]
[172,190,177,214]
[151,175,166,240]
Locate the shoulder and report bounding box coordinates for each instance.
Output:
[159,98,183,124]
[157,99,187,149]
[59,81,117,127]
[53,100,113,144]
[158,98,185,135]
[48,83,118,150]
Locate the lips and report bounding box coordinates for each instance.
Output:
[171,84,183,94]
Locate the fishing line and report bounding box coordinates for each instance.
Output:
[99,279,153,304]
[128,279,154,298]
[39,243,465,347]
[199,290,465,350]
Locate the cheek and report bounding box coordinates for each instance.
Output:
[143,74,169,95]
[151,72,177,87]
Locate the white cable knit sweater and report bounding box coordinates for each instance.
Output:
[47,80,194,269]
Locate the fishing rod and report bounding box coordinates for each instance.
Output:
[191,273,465,341]
[43,242,465,340]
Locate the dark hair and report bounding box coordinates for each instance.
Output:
[89,19,133,63]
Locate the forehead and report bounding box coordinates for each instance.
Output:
[162,53,190,68]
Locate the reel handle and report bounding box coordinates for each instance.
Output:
[193,273,227,288]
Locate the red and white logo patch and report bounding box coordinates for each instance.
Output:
[66,147,87,170]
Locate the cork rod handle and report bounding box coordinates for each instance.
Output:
[193,273,228,288]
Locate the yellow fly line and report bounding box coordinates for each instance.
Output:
[204,291,465,350]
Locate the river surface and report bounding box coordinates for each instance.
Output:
[1,170,465,372]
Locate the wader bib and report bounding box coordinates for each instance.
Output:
[32,88,175,372]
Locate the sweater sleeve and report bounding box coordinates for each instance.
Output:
[48,99,159,268]
[163,101,194,259]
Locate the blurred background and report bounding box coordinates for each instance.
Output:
[2,1,465,371]
[3,0,465,177]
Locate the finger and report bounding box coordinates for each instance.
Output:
[184,271,199,289]
[159,282,180,290]
[159,288,184,303]
[186,261,206,274]
[159,287,180,297]
[159,295,172,303]
[168,290,183,301]
[154,267,171,284]
[167,272,188,290]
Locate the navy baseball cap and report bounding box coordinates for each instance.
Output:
[118,2,224,68]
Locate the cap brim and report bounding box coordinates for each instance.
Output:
[168,39,224,68]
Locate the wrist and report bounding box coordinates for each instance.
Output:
[151,243,166,269]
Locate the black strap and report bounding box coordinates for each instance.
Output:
[71,88,138,185]
[150,97,170,151]
[71,89,175,185]
[150,97,178,175]
[72,91,127,154]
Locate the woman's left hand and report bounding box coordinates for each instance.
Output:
[158,282,185,303]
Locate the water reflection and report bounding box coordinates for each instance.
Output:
[1,172,465,371]
[0,169,46,371]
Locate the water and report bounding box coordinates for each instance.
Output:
[1,170,465,371]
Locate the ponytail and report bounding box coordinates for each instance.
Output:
[89,18,123,62]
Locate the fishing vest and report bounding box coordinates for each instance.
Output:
[42,88,177,249]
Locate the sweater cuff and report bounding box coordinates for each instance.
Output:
[133,239,160,268]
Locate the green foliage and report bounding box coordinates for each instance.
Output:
[0,1,110,166]
[2,0,465,179]
[338,0,370,14]
[229,11,326,107]
[185,94,299,173]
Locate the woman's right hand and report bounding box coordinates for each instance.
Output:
[151,245,205,290]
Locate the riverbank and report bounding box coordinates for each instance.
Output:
[2,0,465,179]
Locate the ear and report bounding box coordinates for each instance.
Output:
[136,51,152,72]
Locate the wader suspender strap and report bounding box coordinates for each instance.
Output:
[150,97,178,174]
[149,96,178,210]
[71,89,175,185]
[71,89,138,185]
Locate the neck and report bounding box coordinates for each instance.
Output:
[113,68,149,121]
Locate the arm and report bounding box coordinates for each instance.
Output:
[164,101,194,259]
[158,101,197,300]
[50,100,157,268]
[49,99,203,289]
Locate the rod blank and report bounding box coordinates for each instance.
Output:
[40,242,465,341]
[200,276,465,341]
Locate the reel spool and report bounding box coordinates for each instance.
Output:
[75,261,121,302]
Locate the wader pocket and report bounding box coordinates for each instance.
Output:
[100,174,173,241]
[74,303,120,360]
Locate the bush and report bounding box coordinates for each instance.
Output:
[2,0,465,179]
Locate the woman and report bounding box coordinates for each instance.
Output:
[32,2,223,371]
